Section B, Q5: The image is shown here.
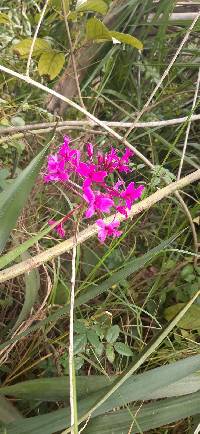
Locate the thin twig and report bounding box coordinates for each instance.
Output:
[0,128,110,146]
[1,114,200,136]
[0,63,154,169]
[26,0,50,76]
[62,0,85,110]
[124,10,200,139]
[177,67,200,180]
[0,169,199,284]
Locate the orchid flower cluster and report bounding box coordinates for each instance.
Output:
[44,136,144,243]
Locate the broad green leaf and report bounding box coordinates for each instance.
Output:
[1,356,200,402]
[2,357,200,433]
[164,303,200,330]
[12,252,40,331]
[0,12,10,25]
[106,344,115,363]
[86,17,111,42]
[13,38,50,58]
[38,50,65,80]
[148,373,200,399]
[74,334,87,355]
[0,397,22,423]
[114,342,133,357]
[86,18,143,51]
[106,325,120,343]
[87,329,100,350]
[76,0,108,15]
[83,390,200,434]
[11,116,25,127]
[0,142,50,254]
[110,31,143,50]
[180,264,194,279]
[95,342,104,356]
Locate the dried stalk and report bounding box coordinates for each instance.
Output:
[1,114,200,136]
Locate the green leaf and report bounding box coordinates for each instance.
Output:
[13,38,50,58]
[0,12,10,25]
[11,116,25,127]
[114,342,133,357]
[12,252,40,331]
[38,50,65,80]
[0,397,22,423]
[1,355,200,402]
[109,31,143,50]
[86,17,111,42]
[164,303,200,330]
[181,264,194,279]
[87,329,100,350]
[76,0,108,15]
[2,356,200,433]
[106,344,115,363]
[85,18,143,51]
[74,334,87,355]
[0,143,50,254]
[80,391,200,434]
[106,325,120,343]
[148,373,200,400]
[95,342,104,356]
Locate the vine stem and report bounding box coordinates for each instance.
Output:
[0,168,199,284]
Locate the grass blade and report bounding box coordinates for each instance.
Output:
[0,143,50,254]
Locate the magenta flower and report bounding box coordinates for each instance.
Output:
[86,142,94,159]
[97,147,119,173]
[96,219,122,243]
[44,136,144,244]
[120,182,144,209]
[59,136,80,168]
[117,149,134,172]
[49,219,65,238]
[97,148,133,174]
[44,154,68,183]
[77,162,107,183]
[83,182,114,218]
[116,205,128,217]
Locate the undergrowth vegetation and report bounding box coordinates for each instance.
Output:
[0,0,200,433]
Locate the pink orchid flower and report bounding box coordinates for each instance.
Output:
[44,154,68,183]
[117,149,134,172]
[77,162,107,183]
[59,136,80,168]
[86,142,94,159]
[97,147,119,173]
[83,181,114,218]
[96,219,122,243]
[120,182,144,209]
[49,219,65,238]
